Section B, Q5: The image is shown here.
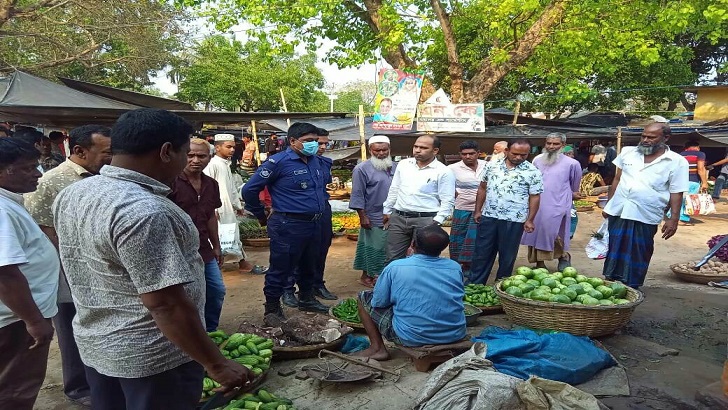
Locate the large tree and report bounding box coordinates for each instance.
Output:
[0,0,185,90]
[173,35,327,111]
[178,0,728,108]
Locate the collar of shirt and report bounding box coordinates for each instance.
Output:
[623,146,678,167]
[99,165,171,196]
[212,155,231,165]
[0,186,24,205]
[62,158,94,177]
[454,159,485,173]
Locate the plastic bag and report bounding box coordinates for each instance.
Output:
[585,219,609,260]
[218,223,238,254]
[684,193,716,216]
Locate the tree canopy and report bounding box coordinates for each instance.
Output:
[0,0,186,90]
[173,35,327,111]
[177,0,728,112]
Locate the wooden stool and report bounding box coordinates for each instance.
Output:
[396,339,472,372]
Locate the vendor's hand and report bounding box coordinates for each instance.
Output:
[474,213,482,224]
[257,217,268,227]
[25,318,53,349]
[662,218,678,240]
[213,247,223,267]
[572,192,583,199]
[206,359,254,395]
[382,214,390,229]
[524,220,535,233]
[701,183,709,192]
[360,215,372,230]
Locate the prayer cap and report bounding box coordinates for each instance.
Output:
[368,135,390,146]
[214,134,235,142]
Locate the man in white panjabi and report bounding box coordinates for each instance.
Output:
[204,134,266,274]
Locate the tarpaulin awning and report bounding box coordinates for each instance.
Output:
[59,77,193,111]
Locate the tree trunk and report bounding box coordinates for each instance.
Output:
[430,0,464,103]
[667,99,678,111]
[464,0,569,102]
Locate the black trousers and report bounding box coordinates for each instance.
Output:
[470,217,524,284]
[84,360,204,410]
[53,302,90,400]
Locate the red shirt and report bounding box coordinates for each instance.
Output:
[169,173,222,263]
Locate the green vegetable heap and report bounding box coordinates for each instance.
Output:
[217,389,296,410]
[203,330,275,402]
[500,266,631,306]
[463,284,501,307]
[331,298,361,323]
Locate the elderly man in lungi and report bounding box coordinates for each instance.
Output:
[602,123,688,288]
[521,133,582,271]
[447,140,486,276]
[350,135,396,287]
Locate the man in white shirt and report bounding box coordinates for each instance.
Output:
[204,134,264,274]
[383,135,456,263]
[0,138,59,409]
[447,140,486,274]
[602,123,689,288]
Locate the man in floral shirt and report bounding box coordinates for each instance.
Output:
[471,139,543,284]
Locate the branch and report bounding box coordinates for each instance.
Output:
[465,0,570,102]
[430,0,464,102]
[7,39,102,71]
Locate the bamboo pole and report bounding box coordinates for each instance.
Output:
[616,126,622,154]
[512,100,521,125]
[279,88,291,128]
[251,121,261,166]
[358,104,366,161]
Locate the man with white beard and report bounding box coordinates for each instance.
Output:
[350,136,397,287]
[487,141,508,163]
[601,123,688,288]
[521,133,582,271]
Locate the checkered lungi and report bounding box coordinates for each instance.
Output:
[357,290,403,344]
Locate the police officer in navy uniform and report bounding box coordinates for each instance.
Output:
[280,128,338,308]
[242,122,330,321]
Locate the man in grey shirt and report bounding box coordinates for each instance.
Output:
[53,109,251,409]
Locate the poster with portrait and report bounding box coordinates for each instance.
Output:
[372,68,424,131]
[416,103,485,132]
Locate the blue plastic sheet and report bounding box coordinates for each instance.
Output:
[473,326,616,385]
[340,334,370,354]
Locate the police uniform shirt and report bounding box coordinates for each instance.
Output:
[242,148,327,219]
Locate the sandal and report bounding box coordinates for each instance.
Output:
[241,265,269,275]
[557,252,572,272]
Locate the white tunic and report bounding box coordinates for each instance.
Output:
[204,155,246,261]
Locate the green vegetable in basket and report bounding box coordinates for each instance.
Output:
[331,298,362,323]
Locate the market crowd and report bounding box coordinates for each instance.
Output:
[0,109,693,408]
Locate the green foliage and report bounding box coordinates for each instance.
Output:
[0,0,185,90]
[176,0,728,111]
[174,35,326,111]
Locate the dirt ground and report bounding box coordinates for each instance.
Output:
[35,207,728,409]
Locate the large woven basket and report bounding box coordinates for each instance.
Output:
[495,280,644,337]
[670,263,728,285]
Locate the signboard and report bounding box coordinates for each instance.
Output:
[417,103,486,132]
[372,68,424,131]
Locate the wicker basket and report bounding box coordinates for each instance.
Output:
[494,279,643,337]
[272,336,347,360]
[328,305,364,330]
[670,263,728,285]
[242,238,270,247]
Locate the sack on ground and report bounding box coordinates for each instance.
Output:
[585,219,609,259]
[684,193,716,216]
[218,223,238,254]
[517,376,608,410]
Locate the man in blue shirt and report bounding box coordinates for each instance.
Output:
[242,122,331,322]
[355,225,466,360]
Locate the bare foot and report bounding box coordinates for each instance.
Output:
[239,260,254,272]
[352,346,390,361]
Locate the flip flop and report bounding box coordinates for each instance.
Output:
[241,265,269,275]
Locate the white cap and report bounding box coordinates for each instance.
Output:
[214,134,235,142]
[368,135,390,146]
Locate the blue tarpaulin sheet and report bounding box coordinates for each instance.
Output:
[473,327,616,385]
